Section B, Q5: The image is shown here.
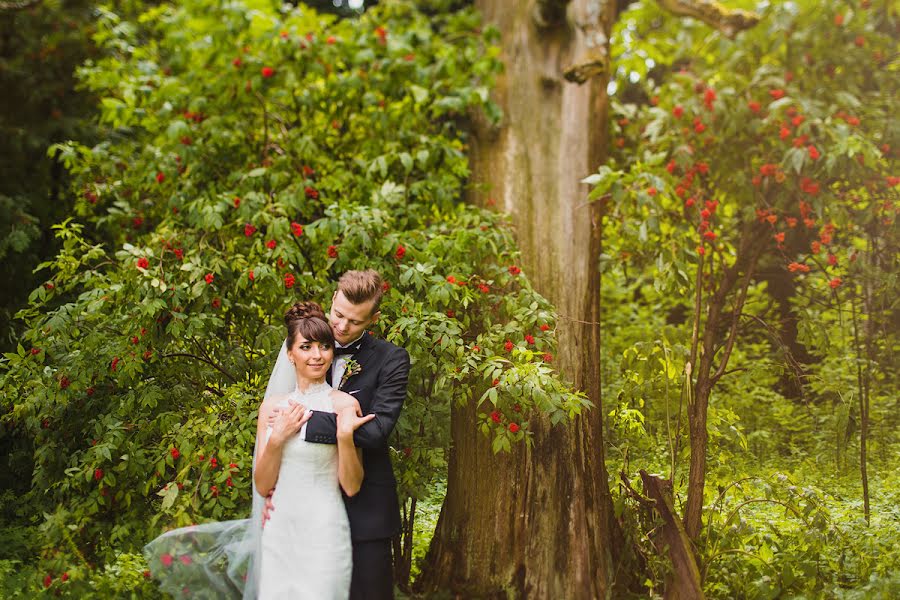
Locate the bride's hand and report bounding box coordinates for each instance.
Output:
[336,407,376,438]
[267,400,306,427]
[269,402,310,447]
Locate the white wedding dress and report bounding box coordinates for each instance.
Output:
[258,383,352,599]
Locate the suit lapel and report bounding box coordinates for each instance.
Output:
[338,333,375,390]
[336,332,375,391]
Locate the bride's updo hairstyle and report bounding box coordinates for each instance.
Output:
[285,301,334,348]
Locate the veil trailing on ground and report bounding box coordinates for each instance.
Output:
[143,341,296,599]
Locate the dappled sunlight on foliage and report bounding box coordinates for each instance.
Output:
[0,0,587,594]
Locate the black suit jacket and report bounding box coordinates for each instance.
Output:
[305,332,410,541]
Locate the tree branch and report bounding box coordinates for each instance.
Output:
[162,352,237,383]
[656,0,760,38]
[0,0,42,10]
[711,252,758,383]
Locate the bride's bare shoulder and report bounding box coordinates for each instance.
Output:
[259,393,289,412]
[328,389,356,409]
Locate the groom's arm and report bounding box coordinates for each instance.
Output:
[305,346,410,449]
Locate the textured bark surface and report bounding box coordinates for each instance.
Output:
[420,1,619,597]
[639,471,705,600]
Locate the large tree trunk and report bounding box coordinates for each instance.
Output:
[420,1,620,597]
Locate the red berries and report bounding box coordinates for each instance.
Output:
[170,447,180,460]
[155,172,165,184]
[504,340,514,352]
[395,245,406,260]
[693,117,706,134]
[284,273,295,289]
[204,273,214,284]
[137,257,149,270]
[327,245,338,259]
[508,423,520,433]
[508,265,521,276]
[261,66,275,78]
[291,222,304,237]
[244,224,256,237]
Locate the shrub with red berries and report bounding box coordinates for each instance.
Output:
[1,1,585,592]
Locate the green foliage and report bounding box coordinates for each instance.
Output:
[0,0,100,349]
[602,0,899,597]
[0,0,587,594]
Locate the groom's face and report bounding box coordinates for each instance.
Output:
[329,290,380,345]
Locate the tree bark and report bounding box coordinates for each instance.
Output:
[421,1,762,594]
[683,227,763,540]
[420,1,619,597]
[639,470,705,600]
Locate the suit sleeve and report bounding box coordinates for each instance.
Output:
[305,347,410,449]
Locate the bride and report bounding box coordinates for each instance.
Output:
[144,301,372,599]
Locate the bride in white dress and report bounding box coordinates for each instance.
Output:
[254,301,373,599]
[143,301,371,599]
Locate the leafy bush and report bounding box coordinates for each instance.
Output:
[0,0,587,593]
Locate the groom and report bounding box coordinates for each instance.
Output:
[270,269,410,600]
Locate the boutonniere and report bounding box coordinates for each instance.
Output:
[339,358,362,389]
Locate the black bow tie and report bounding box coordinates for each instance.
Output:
[334,343,361,356]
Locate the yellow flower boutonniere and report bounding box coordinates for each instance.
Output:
[339,358,362,389]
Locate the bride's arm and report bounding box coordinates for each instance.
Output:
[254,400,309,497]
[334,393,376,496]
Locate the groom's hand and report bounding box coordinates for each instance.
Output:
[262,491,275,527]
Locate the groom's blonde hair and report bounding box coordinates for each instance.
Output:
[337,270,384,313]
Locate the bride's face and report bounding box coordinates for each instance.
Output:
[288,335,334,381]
